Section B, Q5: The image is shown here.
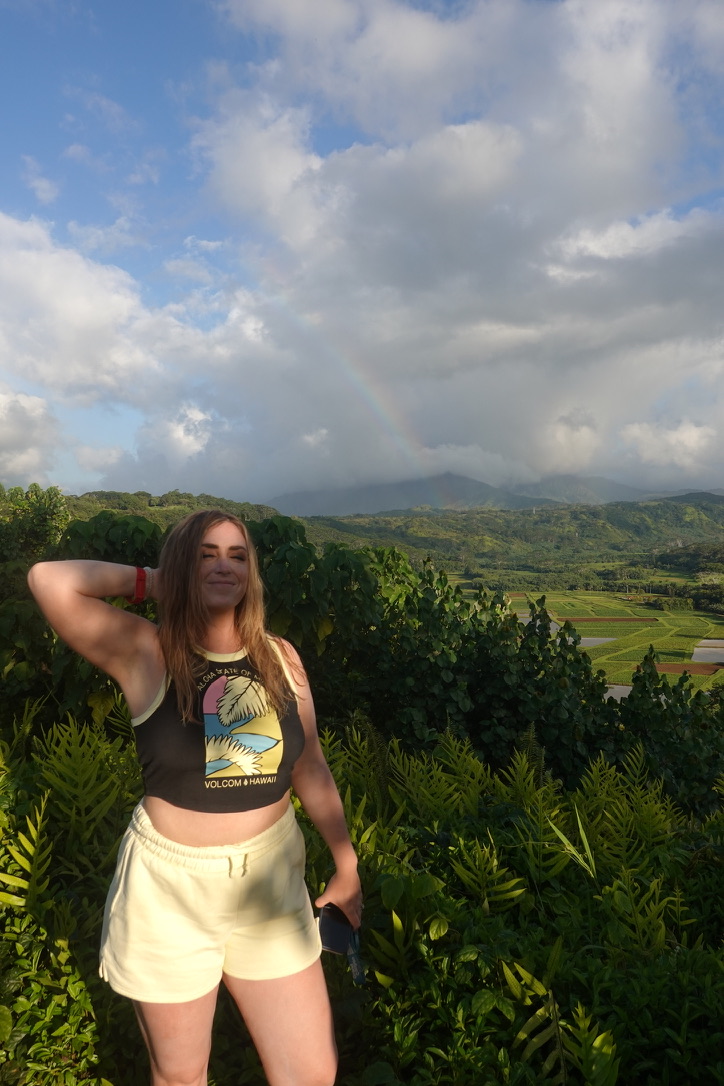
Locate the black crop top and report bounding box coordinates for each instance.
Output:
[131,649,306,813]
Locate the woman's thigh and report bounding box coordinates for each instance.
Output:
[133,986,219,1086]
[223,960,337,1086]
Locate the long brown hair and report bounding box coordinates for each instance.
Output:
[157,510,291,723]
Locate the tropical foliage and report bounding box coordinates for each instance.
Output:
[1,714,723,1084]
[1,486,724,1083]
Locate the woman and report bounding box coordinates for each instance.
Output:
[28,509,362,1086]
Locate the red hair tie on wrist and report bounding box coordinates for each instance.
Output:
[125,566,147,605]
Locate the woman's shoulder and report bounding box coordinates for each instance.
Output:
[265,635,307,692]
[266,633,300,662]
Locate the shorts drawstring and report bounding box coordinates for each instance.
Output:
[129,801,296,872]
[228,853,248,878]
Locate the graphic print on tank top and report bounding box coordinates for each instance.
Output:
[201,670,284,782]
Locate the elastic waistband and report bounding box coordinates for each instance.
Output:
[129,801,297,873]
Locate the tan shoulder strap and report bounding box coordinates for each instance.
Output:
[267,635,300,693]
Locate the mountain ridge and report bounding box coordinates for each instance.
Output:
[270,472,722,517]
[270,472,553,516]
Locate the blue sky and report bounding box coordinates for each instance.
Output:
[1,0,723,503]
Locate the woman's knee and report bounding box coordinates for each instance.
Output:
[301,1045,337,1086]
[318,1062,338,1086]
[147,1051,210,1086]
[280,1062,335,1086]
[149,1068,208,1086]
[313,1065,337,1086]
[133,994,216,1086]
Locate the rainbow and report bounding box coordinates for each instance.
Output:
[261,285,452,508]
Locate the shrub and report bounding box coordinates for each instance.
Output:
[5,510,724,814]
[3,714,723,1084]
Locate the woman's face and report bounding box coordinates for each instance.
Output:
[198,519,250,613]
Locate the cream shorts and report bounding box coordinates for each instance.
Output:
[99,801,321,1003]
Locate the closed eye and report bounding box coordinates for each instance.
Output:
[200,550,247,561]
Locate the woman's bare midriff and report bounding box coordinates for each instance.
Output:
[142,792,292,846]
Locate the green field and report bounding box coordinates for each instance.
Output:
[509,591,724,690]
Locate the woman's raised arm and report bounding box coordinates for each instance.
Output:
[27,560,163,713]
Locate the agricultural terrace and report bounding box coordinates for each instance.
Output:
[512,591,724,690]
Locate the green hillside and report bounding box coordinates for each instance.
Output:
[302,494,724,570]
[6,484,724,583]
[63,488,278,527]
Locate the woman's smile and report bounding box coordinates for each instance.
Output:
[199,521,250,610]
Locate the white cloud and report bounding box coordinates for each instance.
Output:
[559,208,711,261]
[0,213,163,401]
[70,88,136,134]
[184,236,225,253]
[127,149,166,186]
[74,444,124,471]
[218,0,361,40]
[62,143,110,172]
[21,156,59,205]
[0,388,59,483]
[546,411,601,474]
[164,258,213,283]
[67,216,144,254]
[153,405,216,463]
[193,90,323,246]
[301,428,329,449]
[217,0,487,139]
[621,420,716,470]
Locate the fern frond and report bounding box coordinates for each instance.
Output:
[562,1002,620,1086]
[599,871,672,956]
[0,793,53,913]
[344,716,392,815]
[621,743,651,794]
[516,723,547,787]
[103,690,135,742]
[388,742,473,825]
[449,835,527,914]
[573,750,682,879]
[495,750,539,807]
[573,754,620,821]
[8,698,46,759]
[504,962,567,1084]
[712,773,724,802]
[434,731,494,815]
[514,806,573,886]
[34,719,121,834]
